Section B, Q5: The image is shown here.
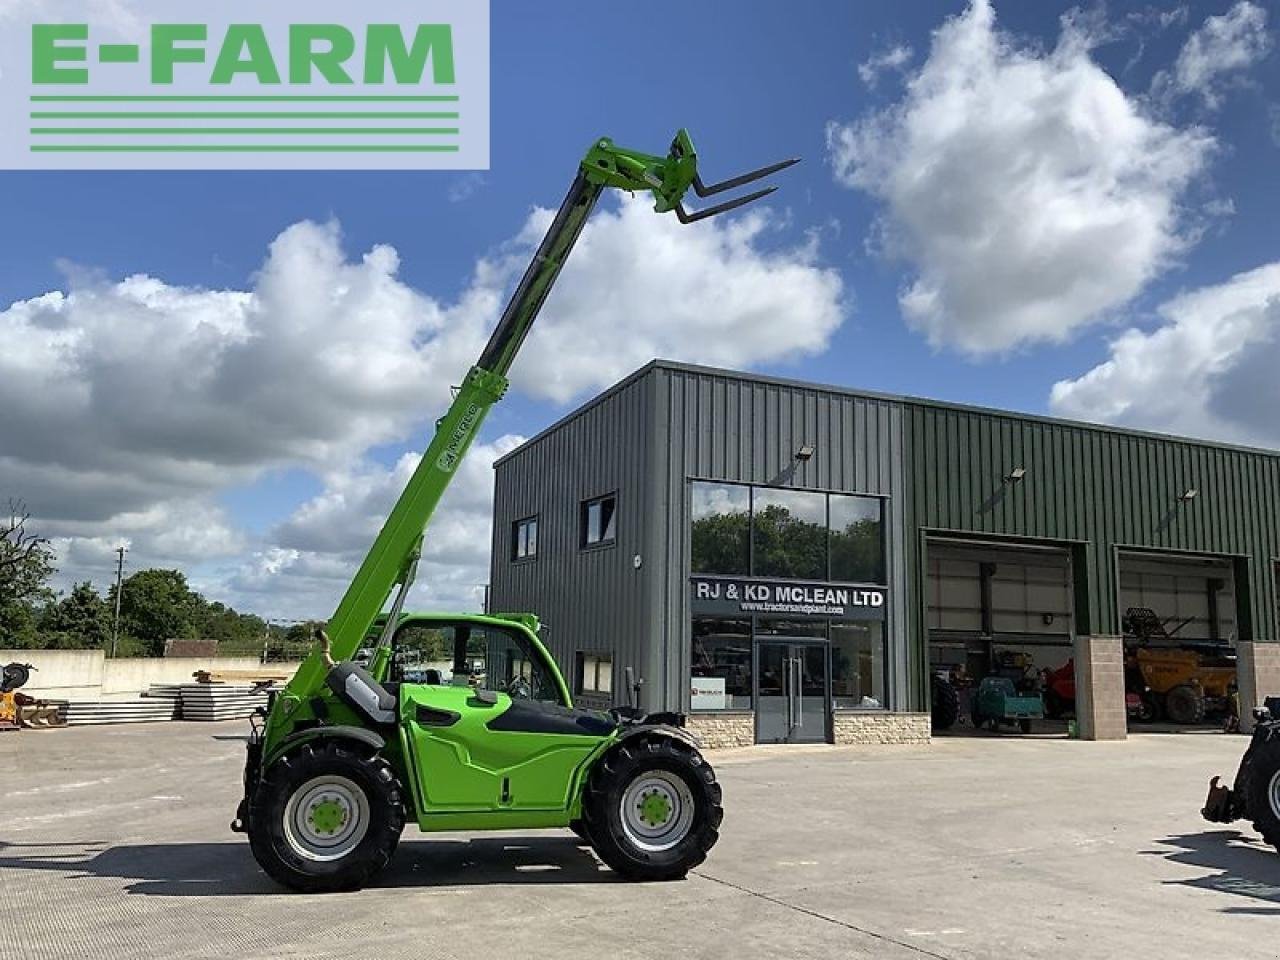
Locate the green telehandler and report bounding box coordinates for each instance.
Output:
[231,130,798,892]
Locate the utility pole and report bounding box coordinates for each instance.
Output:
[110,545,126,658]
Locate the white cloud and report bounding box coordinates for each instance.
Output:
[223,436,525,618]
[6,196,842,614]
[511,194,845,402]
[858,44,913,89]
[826,0,1215,356]
[1050,261,1280,449]
[1154,1,1272,109]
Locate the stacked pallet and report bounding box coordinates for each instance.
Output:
[178,683,271,721]
[58,697,180,726]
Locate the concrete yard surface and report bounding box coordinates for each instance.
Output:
[1,723,1276,960]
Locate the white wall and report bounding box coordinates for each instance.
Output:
[0,649,302,700]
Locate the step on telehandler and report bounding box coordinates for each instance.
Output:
[231,130,799,892]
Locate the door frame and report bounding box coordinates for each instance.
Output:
[752,636,832,744]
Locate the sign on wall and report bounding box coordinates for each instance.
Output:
[690,676,726,710]
[690,576,887,621]
[0,0,489,170]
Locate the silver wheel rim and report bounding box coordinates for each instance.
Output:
[282,775,370,862]
[1269,769,1280,821]
[619,771,696,853]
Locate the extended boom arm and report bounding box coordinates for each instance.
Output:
[276,131,797,711]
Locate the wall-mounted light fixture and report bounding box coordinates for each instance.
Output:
[1005,466,1026,483]
[795,444,815,462]
[1179,488,1199,502]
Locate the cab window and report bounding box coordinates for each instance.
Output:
[391,621,562,705]
[389,624,453,684]
[466,627,561,704]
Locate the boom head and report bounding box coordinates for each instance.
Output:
[582,128,799,223]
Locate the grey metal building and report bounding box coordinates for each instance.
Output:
[489,361,1280,747]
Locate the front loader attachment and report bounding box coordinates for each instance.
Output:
[1202,775,1240,824]
[583,128,799,225]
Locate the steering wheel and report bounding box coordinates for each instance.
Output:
[506,675,533,700]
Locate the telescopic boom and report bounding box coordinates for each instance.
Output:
[276,131,798,709]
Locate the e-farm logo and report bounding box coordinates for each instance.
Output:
[0,1,489,170]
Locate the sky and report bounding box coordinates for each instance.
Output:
[2,0,1279,621]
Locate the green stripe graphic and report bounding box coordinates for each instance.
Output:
[32,128,460,136]
[30,95,460,102]
[31,144,462,152]
[31,111,459,119]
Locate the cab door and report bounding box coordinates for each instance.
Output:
[397,621,607,813]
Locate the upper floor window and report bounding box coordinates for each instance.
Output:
[689,481,887,585]
[512,516,538,561]
[580,494,617,548]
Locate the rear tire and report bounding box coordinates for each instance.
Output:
[1243,737,1280,851]
[583,735,722,881]
[1165,685,1206,725]
[931,676,959,731]
[248,740,405,893]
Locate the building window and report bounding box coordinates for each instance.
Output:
[580,494,617,548]
[752,487,827,581]
[830,622,887,709]
[691,481,750,575]
[576,652,613,694]
[688,480,888,586]
[829,495,884,584]
[512,516,538,561]
[691,617,752,709]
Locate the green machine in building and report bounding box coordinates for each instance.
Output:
[230,131,798,892]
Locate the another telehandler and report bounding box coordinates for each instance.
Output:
[231,130,798,892]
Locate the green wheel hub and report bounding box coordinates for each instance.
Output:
[639,789,673,827]
[309,798,349,835]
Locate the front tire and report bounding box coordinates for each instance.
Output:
[248,740,405,892]
[1243,737,1280,851]
[583,735,722,881]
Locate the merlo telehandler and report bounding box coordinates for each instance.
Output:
[231,130,798,892]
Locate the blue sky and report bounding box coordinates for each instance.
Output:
[3,1,1279,617]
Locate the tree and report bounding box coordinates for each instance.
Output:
[39,581,112,649]
[112,568,200,657]
[0,501,55,648]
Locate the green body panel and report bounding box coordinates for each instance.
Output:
[401,684,600,811]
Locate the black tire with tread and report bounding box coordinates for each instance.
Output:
[582,734,722,881]
[931,676,960,731]
[1243,736,1280,851]
[248,739,405,893]
[1165,684,1206,725]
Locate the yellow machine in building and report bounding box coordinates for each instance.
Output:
[1124,608,1237,725]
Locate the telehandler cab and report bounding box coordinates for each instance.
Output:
[232,130,798,892]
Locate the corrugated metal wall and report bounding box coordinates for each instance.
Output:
[489,371,657,707]
[650,365,910,712]
[903,403,1280,704]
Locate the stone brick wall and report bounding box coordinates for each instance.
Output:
[1236,642,1280,732]
[1074,635,1127,741]
[685,712,754,749]
[833,712,931,745]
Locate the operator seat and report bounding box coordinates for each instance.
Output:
[325,661,398,728]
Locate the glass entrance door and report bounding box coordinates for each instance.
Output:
[756,641,829,744]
